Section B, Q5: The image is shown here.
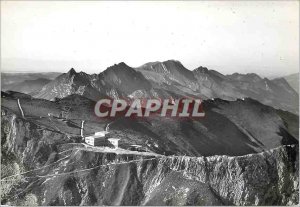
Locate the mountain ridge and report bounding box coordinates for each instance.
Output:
[283,73,299,94]
[1,91,298,157]
[5,60,296,114]
[1,104,298,205]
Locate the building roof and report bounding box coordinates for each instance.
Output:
[85,134,106,139]
[85,131,109,139]
[108,138,120,141]
[95,131,109,136]
[130,144,142,148]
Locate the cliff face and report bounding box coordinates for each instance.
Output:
[1,109,299,206]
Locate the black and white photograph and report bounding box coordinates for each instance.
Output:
[0,1,299,206]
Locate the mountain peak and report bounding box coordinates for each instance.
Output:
[228,72,262,82]
[163,60,186,69]
[118,62,128,67]
[106,62,131,71]
[114,62,130,68]
[67,68,77,76]
[163,59,182,64]
[194,66,209,73]
[138,60,183,71]
[246,73,262,79]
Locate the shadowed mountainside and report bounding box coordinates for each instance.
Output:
[29,61,298,114]
[1,108,298,205]
[1,92,298,157]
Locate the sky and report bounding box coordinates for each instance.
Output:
[1,1,299,78]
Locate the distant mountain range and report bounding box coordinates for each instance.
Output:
[4,78,51,94]
[283,73,299,93]
[1,72,61,94]
[18,60,298,114]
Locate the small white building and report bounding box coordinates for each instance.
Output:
[85,131,108,146]
[108,138,120,149]
[130,144,142,148]
[128,144,143,151]
[95,131,109,136]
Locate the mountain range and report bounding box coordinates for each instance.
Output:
[1,91,298,157]
[1,72,61,94]
[1,60,299,205]
[1,93,298,205]
[24,60,298,114]
[284,73,299,93]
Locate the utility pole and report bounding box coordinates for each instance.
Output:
[106,122,112,132]
[80,120,85,137]
[17,99,25,118]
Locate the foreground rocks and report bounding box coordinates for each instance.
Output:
[1,109,299,205]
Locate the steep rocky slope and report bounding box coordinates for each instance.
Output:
[32,69,108,101]
[33,64,161,101]
[1,109,298,205]
[107,98,298,156]
[2,93,298,157]
[137,60,299,114]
